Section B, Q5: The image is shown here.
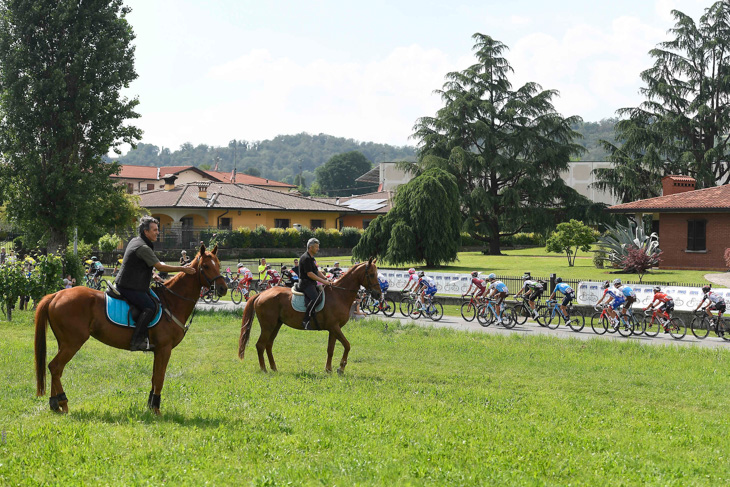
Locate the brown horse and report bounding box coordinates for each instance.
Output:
[238,259,382,374]
[34,244,226,414]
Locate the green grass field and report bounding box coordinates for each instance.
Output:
[3,309,730,485]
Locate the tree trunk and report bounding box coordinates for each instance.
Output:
[48,229,67,255]
[486,238,502,256]
[485,219,502,255]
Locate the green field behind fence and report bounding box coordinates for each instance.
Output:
[3,310,730,485]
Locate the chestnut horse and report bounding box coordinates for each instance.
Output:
[238,259,382,374]
[34,245,226,414]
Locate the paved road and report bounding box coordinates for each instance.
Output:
[196,301,730,350]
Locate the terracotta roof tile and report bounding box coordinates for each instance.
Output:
[608,184,730,213]
[206,171,295,187]
[115,165,159,179]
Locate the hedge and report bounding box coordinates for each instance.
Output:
[200,226,364,249]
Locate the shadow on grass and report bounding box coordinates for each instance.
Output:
[70,406,230,428]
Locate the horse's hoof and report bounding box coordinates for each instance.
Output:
[337,368,344,376]
[325,368,332,374]
[59,401,69,414]
[151,408,161,416]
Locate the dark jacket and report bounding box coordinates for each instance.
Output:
[115,236,159,291]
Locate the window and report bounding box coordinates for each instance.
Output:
[126,183,134,194]
[363,219,374,229]
[687,219,706,251]
[310,219,325,229]
[219,218,231,230]
[274,219,290,229]
[147,183,155,191]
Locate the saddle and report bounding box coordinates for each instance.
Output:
[291,284,325,313]
[105,283,163,328]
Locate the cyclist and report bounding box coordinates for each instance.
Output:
[402,268,420,293]
[89,256,105,287]
[281,265,299,288]
[463,271,487,302]
[266,265,282,287]
[415,271,437,311]
[377,272,389,297]
[329,262,343,279]
[643,286,675,323]
[695,285,726,323]
[614,278,636,319]
[238,265,254,298]
[547,277,575,325]
[515,274,545,319]
[595,280,624,327]
[486,273,509,325]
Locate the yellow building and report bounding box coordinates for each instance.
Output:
[139,180,356,247]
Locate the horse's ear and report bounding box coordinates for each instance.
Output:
[367,257,373,265]
[373,257,377,264]
[199,243,206,255]
[211,244,218,255]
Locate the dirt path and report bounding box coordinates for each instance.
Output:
[705,273,730,288]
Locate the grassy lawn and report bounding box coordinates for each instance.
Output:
[222,248,717,286]
[3,309,730,485]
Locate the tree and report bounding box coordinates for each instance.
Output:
[0,0,141,251]
[413,34,585,255]
[545,220,596,266]
[352,168,460,267]
[621,246,663,283]
[242,166,261,177]
[315,151,374,196]
[595,1,730,202]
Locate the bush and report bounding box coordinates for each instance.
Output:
[593,251,605,269]
[63,250,85,284]
[98,233,122,257]
[251,225,273,248]
[341,227,363,248]
[298,227,314,247]
[460,233,480,247]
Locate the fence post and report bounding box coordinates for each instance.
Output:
[550,273,556,294]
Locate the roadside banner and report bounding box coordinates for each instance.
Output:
[576,281,730,311]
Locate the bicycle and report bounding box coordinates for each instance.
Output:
[230,281,257,305]
[536,299,585,332]
[476,299,515,329]
[363,293,396,317]
[590,304,612,335]
[460,293,485,322]
[199,284,221,304]
[590,304,642,337]
[407,294,443,321]
[506,297,537,326]
[690,310,730,340]
[399,290,418,317]
[84,273,107,291]
[642,308,686,339]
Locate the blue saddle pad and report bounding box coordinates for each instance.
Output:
[106,290,163,328]
[291,290,325,313]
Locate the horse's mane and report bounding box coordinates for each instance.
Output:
[333,262,369,285]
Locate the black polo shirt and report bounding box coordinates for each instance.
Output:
[298,251,318,288]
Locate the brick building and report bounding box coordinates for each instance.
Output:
[607,176,730,270]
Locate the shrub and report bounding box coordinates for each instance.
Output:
[621,246,663,283]
[63,249,85,284]
[251,225,273,248]
[98,233,122,256]
[284,228,301,248]
[230,227,252,248]
[593,251,605,269]
[341,227,362,248]
[298,227,314,247]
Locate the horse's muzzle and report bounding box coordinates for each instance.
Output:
[216,285,227,297]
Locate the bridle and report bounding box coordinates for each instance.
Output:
[329,262,381,296]
[157,253,225,303]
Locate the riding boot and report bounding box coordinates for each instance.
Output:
[130,309,156,352]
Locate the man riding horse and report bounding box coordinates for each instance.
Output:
[298,238,332,330]
[115,216,196,351]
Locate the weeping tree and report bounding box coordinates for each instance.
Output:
[352,168,460,267]
[595,1,730,202]
[412,33,585,255]
[0,0,142,251]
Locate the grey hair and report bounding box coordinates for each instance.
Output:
[138,216,159,236]
[307,238,320,249]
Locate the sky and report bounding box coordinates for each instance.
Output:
[119,0,711,153]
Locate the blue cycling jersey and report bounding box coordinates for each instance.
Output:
[489,281,508,293]
[555,282,573,295]
[620,286,635,298]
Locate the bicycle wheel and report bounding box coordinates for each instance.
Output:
[535,306,549,327]
[407,301,421,320]
[231,288,243,304]
[461,302,476,322]
[690,316,710,339]
[428,302,443,321]
[590,312,607,335]
[630,314,645,336]
[381,297,396,317]
[643,317,661,337]
[513,304,529,325]
[203,291,213,304]
[668,317,686,339]
[544,308,561,330]
[361,296,373,315]
[567,309,585,332]
[476,304,494,327]
[718,318,730,341]
[399,296,412,317]
[617,317,633,337]
[501,308,517,329]
[98,280,107,292]
[211,286,221,303]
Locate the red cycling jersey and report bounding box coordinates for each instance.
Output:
[471,277,485,290]
[653,292,672,303]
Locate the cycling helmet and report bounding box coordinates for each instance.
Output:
[471,271,478,277]
[653,286,661,292]
[334,262,339,266]
[613,278,622,285]
[603,280,610,289]
[408,268,416,274]
[556,277,562,283]
[522,274,531,281]
[488,273,496,280]
[417,271,425,277]
[281,265,287,270]
[91,256,98,261]
[702,285,711,293]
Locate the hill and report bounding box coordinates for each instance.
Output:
[110,133,417,187]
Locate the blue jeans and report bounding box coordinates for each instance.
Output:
[117,287,156,312]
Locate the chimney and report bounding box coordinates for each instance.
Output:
[163,174,177,191]
[197,181,211,199]
[661,175,696,196]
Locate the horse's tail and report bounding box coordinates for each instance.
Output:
[34,293,55,396]
[238,294,259,360]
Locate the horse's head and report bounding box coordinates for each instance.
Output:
[360,257,382,299]
[196,244,227,296]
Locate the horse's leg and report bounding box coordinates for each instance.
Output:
[48,339,87,413]
[255,331,269,373]
[325,332,337,373]
[332,326,351,375]
[149,346,172,415]
[265,322,283,372]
